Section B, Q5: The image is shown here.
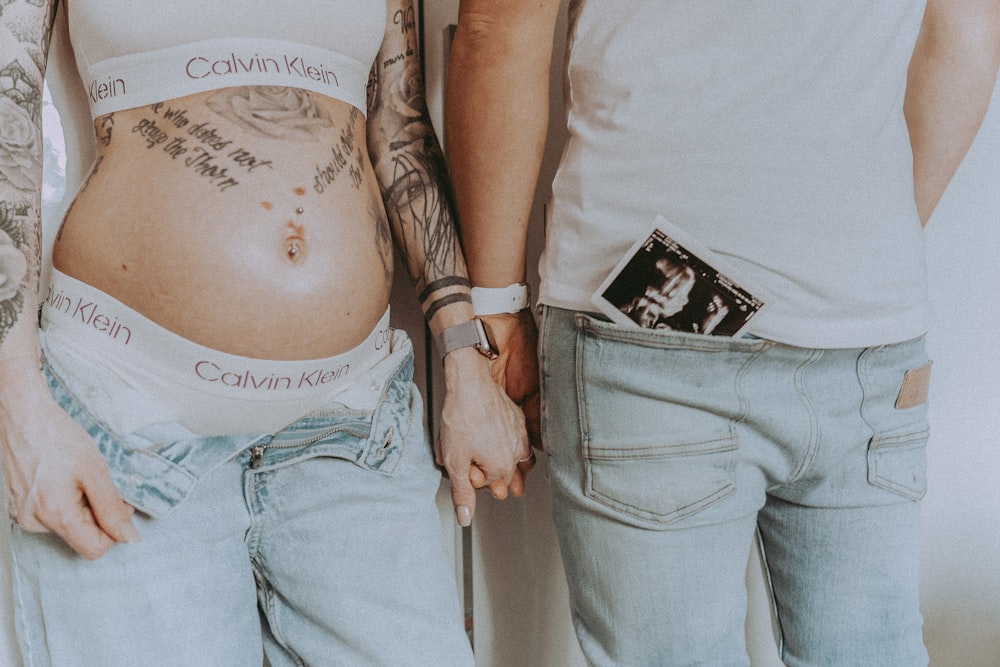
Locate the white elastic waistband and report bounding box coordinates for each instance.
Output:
[82,38,369,118]
[41,269,391,400]
[40,269,406,436]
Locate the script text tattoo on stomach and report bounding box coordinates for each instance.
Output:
[130,103,276,192]
[313,108,365,195]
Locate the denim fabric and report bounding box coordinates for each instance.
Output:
[539,306,930,667]
[10,334,473,667]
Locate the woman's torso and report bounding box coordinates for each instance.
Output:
[55,0,390,360]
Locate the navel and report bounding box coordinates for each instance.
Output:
[262,190,309,264]
[285,210,307,263]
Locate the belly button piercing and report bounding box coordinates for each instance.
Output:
[284,208,307,263]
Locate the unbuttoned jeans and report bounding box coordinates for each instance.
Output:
[539,306,930,667]
[9,337,473,667]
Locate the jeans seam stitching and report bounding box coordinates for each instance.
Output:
[785,348,825,484]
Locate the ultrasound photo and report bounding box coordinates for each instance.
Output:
[592,219,768,337]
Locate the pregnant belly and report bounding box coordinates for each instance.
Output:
[54,92,395,359]
[53,184,394,360]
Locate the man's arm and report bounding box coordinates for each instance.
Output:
[367,0,529,526]
[446,0,562,287]
[445,0,562,451]
[906,0,1000,225]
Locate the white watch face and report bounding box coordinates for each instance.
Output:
[473,318,499,360]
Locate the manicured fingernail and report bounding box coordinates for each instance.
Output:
[456,506,472,527]
[119,522,142,544]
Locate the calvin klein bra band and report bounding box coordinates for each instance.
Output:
[81,38,370,118]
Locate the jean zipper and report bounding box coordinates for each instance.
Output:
[248,424,371,469]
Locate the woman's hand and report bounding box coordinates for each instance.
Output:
[0,367,140,560]
[436,347,529,527]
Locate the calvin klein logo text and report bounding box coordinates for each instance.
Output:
[89,75,127,105]
[45,285,133,345]
[193,361,351,391]
[186,53,340,88]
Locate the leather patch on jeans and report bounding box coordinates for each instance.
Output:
[895,361,932,409]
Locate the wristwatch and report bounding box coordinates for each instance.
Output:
[471,283,530,316]
[435,318,499,362]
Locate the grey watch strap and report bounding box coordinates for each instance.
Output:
[435,319,498,362]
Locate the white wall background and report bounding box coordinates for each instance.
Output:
[920,82,1000,665]
[2,3,998,665]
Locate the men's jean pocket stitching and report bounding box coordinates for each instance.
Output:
[575,312,771,354]
[586,435,737,460]
[867,428,929,501]
[583,429,739,527]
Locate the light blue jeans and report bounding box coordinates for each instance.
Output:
[539,306,930,667]
[10,339,473,667]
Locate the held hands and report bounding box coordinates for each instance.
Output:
[479,310,541,457]
[435,309,542,527]
[436,346,529,527]
[0,368,140,560]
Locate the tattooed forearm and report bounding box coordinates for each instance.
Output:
[419,276,472,321]
[0,0,59,344]
[423,292,472,322]
[0,202,29,337]
[417,276,471,304]
[413,275,478,331]
[368,0,472,325]
[369,192,394,288]
[383,147,461,283]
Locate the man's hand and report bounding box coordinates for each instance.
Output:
[481,310,541,460]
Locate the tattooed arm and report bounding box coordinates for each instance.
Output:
[367,0,529,526]
[0,0,139,559]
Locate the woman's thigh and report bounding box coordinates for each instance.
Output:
[250,393,472,667]
[10,457,262,667]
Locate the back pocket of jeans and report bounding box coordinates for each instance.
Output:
[574,317,752,527]
[867,428,929,501]
[584,427,738,526]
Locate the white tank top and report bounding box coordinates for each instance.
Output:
[540,0,929,348]
[67,0,386,118]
